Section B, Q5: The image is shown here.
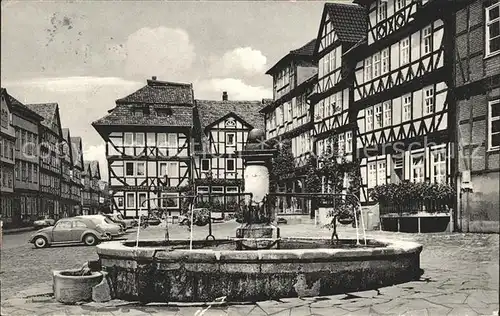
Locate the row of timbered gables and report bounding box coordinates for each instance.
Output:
[92,77,270,148]
[83,160,101,182]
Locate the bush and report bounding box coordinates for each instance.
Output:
[185,208,211,226]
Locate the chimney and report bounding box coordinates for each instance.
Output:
[152,76,157,81]
[222,91,228,101]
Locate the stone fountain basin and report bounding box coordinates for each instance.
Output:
[96,237,422,303]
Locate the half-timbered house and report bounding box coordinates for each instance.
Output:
[61,128,74,217]
[454,0,500,233]
[26,103,63,219]
[309,3,366,185]
[194,92,265,208]
[0,88,17,227]
[351,0,455,231]
[70,136,84,214]
[8,90,44,226]
[92,77,195,217]
[261,40,317,216]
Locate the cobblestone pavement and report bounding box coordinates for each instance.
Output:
[1,222,498,315]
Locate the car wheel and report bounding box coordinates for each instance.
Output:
[83,234,98,246]
[34,236,48,249]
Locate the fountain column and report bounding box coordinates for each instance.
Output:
[235,129,278,249]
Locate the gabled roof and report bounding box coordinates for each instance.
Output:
[195,99,265,131]
[93,78,195,131]
[314,3,366,54]
[61,128,72,163]
[266,39,317,75]
[83,161,92,177]
[116,79,194,106]
[25,103,62,136]
[90,161,100,179]
[1,88,44,121]
[70,137,84,169]
[84,160,100,179]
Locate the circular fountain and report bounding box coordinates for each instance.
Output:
[96,129,422,303]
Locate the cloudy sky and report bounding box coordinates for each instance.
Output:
[1,0,336,180]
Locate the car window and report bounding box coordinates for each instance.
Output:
[54,221,72,230]
[104,217,114,224]
[74,221,87,228]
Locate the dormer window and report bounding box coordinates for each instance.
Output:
[157,108,173,117]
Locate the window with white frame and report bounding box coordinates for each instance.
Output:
[400,37,410,66]
[423,86,435,115]
[135,133,145,146]
[124,133,133,146]
[377,161,386,185]
[338,133,345,155]
[365,57,372,82]
[167,162,178,178]
[212,186,224,204]
[383,101,392,126]
[366,107,374,131]
[197,186,209,202]
[373,52,381,78]
[431,148,447,183]
[381,48,390,74]
[329,49,336,73]
[167,134,177,148]
[486,2,500,56]
[201,159,210,172]
[126,192,135,208]
[226,158,235,172]
[226,132,235,146]
[377,0,387,22]
[117,197,124,208]
[402,94,412,121]
[125,162,134,176]
[368,163,377,188]
[226,186,239,203]
[157,133,167,147]
[161,193,179,209]
[138,192,147,209]
[396,0,406,11]
[411,152,425,183]
[323,53,330,76]
[345,131,353,153]
[488,99,500,150]
[136,162,145,176]
[374,104,383,129]
[422,25,433,55]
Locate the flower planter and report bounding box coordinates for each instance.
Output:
[53,269,103,304]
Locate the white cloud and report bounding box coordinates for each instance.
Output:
[3,76,141,93]
[196,78,272,100]
[84,144,108,181]
[212,47,267,76]
[124,27,195,80]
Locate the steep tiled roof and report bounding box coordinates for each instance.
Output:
[116,79,194,105]
[266,39,317,75]
[1,89,44,121]
[70,137,83,169]
[90,161,100,179]
[83,161,91,177]
[25,103,60,133]
[290,39,317,56]
[92,104,193,127]
[84,160,100,179]
[324,3,366,43]
[93,79,195,129]
[195,99,265,131]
